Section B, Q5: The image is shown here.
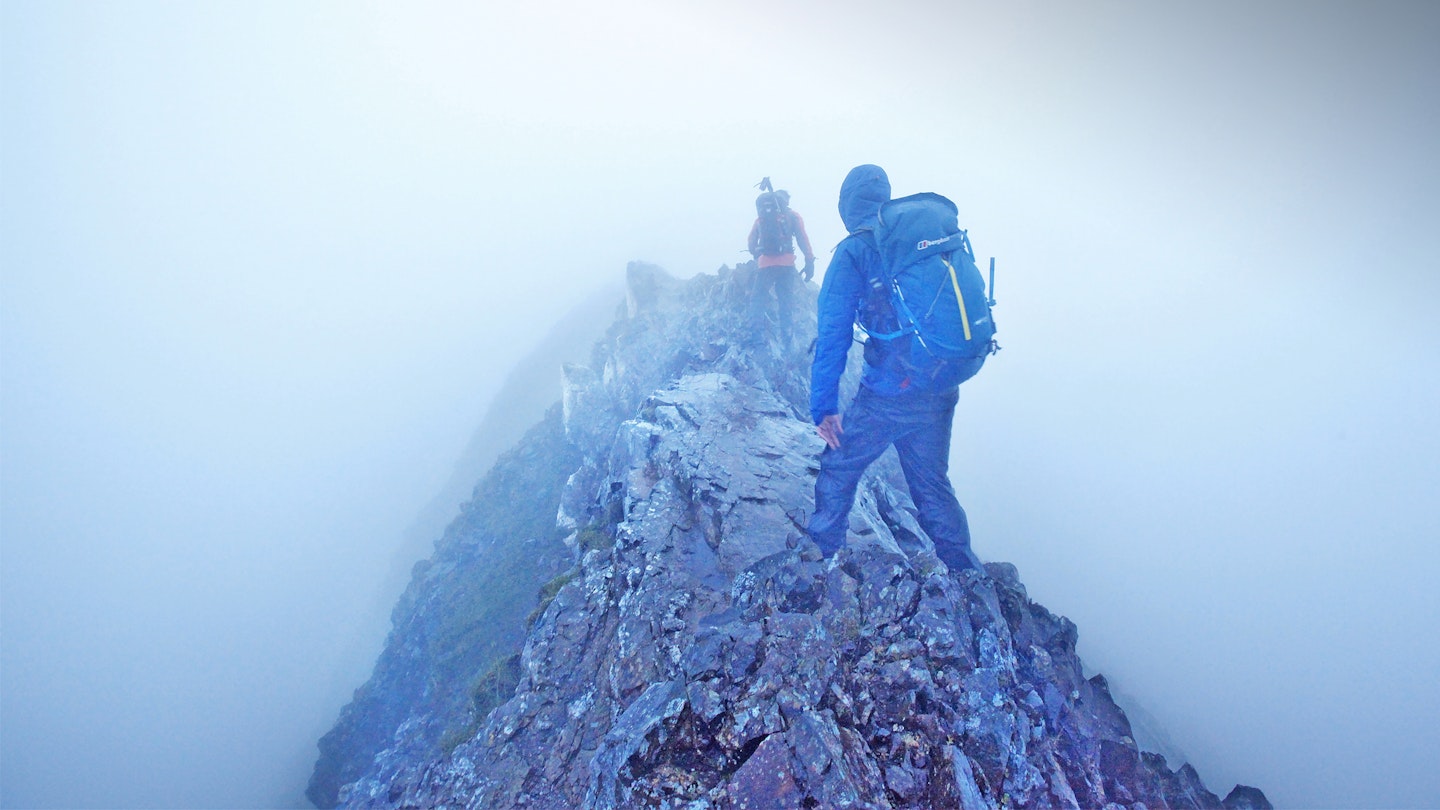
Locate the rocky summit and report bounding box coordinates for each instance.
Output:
[309,262,1270,810]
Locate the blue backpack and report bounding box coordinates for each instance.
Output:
[861,192,998,389]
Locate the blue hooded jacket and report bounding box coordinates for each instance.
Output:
[809,165,912,423]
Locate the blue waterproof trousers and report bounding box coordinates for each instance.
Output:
[807,385,982,572]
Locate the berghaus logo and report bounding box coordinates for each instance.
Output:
[917,235,953,250]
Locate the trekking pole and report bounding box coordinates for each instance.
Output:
[988,257,997,307]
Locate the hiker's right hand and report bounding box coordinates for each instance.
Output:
[817,414,843,450]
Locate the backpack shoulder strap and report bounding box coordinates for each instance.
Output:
[835,227,877,253]
[842,228,909,341]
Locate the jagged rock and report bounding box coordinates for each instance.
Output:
[310,262,1268,809]
[1222,784,1274,810]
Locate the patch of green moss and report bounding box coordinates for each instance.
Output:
[575,524,615,554]
[525,567,579,629]
[438,654,525,756]
[438,722,478,757]
[471,653,523,718]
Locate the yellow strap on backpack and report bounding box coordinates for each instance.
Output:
[942,258,972,342]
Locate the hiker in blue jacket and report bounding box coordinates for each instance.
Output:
[807,164,984,573]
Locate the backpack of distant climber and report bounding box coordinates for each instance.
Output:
[863,192,999,389]
[753,190,795,257]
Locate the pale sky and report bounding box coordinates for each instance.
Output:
[3,2,1438,808]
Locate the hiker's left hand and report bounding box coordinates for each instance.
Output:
[801,258,815,281]
[816,414,843,449]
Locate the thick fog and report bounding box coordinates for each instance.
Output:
[2,1,1436,807]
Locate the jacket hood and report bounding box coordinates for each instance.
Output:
[838,164,891,233]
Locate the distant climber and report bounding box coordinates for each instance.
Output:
[747,178,815,344]
[806,164,996,573]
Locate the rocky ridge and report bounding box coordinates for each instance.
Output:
[311,262,1269,809]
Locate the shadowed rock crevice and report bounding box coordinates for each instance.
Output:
[311,263,1269,810]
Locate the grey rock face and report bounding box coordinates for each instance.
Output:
[312,262,1267,809]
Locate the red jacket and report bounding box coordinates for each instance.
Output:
[748,210,815,269]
